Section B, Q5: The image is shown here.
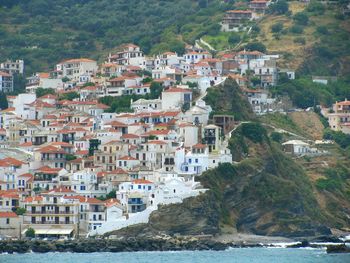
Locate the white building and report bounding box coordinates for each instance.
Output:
[0,71,13,93]
[0,59,24,75]
[56,58,98,82]
[161,86,192,110]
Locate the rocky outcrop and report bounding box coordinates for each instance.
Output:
[327,244,350,254]
[0,238,229,254]
[106,192,220,238]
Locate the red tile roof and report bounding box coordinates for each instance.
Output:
[119,156,138,161]
[0,157,25,167]
[132,179,153,184]
[0,212,18,218]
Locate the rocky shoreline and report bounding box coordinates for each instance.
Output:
[0,236,349,254]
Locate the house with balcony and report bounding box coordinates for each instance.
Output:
[0,71,14,93]
[221,10,253,31]
[56,58,98,83]
[328,99,350,134]
[107,44,145,68]
[22,191,79,238]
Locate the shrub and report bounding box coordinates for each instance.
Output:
[228,33,241,45]
[241,122,268,143]
[293,12,309,26]
[306,1,325,15]
[244,42,266,53]
[294,37,306,45]
[15,207,26,215]
[25,227,35,238]
[269,0,289,15]
[251,24,260,33]
[271,22,284,33]
[289,25,304,34]
[270,132,283,143]
[316,26,328,35]
[323,129,350,149]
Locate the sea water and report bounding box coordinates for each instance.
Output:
[1,248,349,263]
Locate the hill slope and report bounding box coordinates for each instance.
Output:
[0,0,225,73]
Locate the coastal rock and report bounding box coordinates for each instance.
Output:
[327,244,350,253]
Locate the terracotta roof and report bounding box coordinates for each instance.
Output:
[0,71,11,77]
[192,143,207,149]
[60,58,96,64]
[337,100,350,106]
[0,157,25,167]
[119,156,138,161]
[142,129,171,136]
[38,72,50,79]
[35,145,66,154]
[24,196,43,202]
[105,120,127,127]
[50,186,75,193]
[163,87,192,93]
[132,179,153,184]
[50,142,74,148]
[76,150,89,155]
[121,133,140,139]
[0,212,18,218]
[35,166,62,174]
[104,198,120,207]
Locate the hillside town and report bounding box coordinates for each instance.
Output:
[0,37,346,240]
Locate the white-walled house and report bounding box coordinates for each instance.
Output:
[161,87,192,110]
[56,58,98,82]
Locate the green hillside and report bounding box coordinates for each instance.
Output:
[0,0,227,73]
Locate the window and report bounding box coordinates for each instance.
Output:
[6,218,10,224]
[138,185,141,189]
[195,159,198,163]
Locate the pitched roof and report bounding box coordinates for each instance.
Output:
[0,212,18,218]
[24,196,43,202]
[0,157,25,167]
[163,87,192,93]
[60,58,96,64]
[132,179,153,184]
[119,155,138,161]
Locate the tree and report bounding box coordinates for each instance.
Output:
[66,154,77,161]
[228,33,241,45]
[241,122,268,143]
[0,92,8,110]
[15,207,26,215]
[293,12,309,26]
[25,227,35,238]
[59,91,79,101]
[198,0,208,8]
[150,82,163,99]
[244,42,266,53]
[270,132,283,143]
[35,87,55,98]
[289,25,304,34]
[271,22,283,33]
[269,0,289,15]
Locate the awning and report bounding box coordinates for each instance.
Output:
[23,227,74,235]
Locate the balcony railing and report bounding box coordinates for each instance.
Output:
[27,211,75,215]
[24,221,76,225]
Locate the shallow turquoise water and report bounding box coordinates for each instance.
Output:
[1,248,349,263]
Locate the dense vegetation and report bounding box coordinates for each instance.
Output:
[0,0,230,74]
[199,124,335,236]
[271,77,350,108]
[204,77,254,121]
